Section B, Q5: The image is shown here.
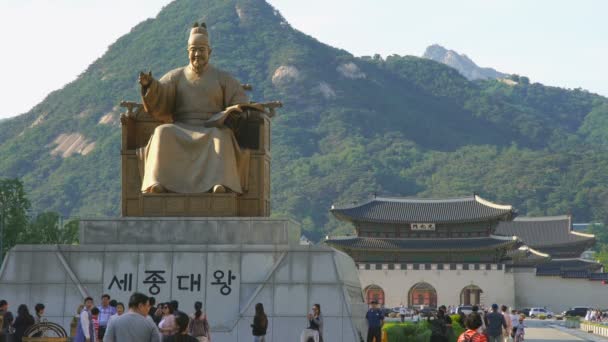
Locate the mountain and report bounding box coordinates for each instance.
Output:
[1,0,607,235]
[423,44,508,81]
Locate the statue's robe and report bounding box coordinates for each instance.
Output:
[138,64,249,193]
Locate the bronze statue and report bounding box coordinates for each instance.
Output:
[137,23,252,194]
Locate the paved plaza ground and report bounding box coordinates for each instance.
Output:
[524,320,608,342]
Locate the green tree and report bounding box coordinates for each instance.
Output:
[22,213,79,245]
[0,178,30,259]
[595,245,608,270]
[0,178,79,259]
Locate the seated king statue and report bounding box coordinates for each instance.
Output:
[137,23,251,194]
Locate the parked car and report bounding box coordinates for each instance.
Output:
[420,307,437,318]
[392,307,413,316]
[381,307,392,317]
[519,308,531,317]
[457,305,474,315]
[529,307,554,318]
[562,307,589,317]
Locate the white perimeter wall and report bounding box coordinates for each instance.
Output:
[358,264,515,308]
[513,268,608,313]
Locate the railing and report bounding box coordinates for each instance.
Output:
[580,321,608,338]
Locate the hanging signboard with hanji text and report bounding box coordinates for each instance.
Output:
[410,223,436,231]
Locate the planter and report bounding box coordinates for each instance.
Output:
[565,317,581,328]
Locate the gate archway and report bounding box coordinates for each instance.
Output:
[364,284,385,305]
[408,282,437,308]
[460,285,483,305]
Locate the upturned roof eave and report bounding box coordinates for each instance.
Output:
[527,235,596,249]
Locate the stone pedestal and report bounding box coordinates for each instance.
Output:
[0,218,367,341]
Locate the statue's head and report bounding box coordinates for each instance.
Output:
[188,22,212,73]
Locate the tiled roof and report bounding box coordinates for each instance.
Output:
[325,235,520,252]
[330,195,515,224]
[536,258,603,272]
[536,269,608,280]
[495,215,595,248]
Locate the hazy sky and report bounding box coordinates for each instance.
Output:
[0,0,606,118]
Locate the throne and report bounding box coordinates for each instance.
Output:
[119,92,280,217]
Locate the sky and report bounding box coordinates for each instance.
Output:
[0,0,606,119]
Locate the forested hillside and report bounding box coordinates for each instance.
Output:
[1,0,607,236]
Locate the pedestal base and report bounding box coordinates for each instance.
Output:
[0,218,367,341]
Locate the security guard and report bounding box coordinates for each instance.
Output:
[366,300,384,342]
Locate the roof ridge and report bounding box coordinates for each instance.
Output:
[514,215,570,222]
[374,195,476,203]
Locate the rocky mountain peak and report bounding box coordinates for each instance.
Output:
[423,44,507,81]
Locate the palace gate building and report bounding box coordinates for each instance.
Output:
[326,195,606,312]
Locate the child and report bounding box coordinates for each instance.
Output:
[90,307,100,341]
[514,314,525,342]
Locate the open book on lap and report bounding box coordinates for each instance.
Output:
[204,103,267,128]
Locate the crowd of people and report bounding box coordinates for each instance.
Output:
[365,301,527,342]
[0,300,46,342]
[584,308,606,322]
[0,292,331,342]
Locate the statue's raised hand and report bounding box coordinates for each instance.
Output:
[139,71,153,88]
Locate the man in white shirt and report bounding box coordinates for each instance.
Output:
[399,304,407,323]
[75,297,95,342]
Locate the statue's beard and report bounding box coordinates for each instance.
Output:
[191,59,207,73]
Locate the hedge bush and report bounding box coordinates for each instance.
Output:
[383,318,466,342]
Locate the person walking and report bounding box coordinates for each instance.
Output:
[148,298,157,321]
[12,305,35,342]
[513,314,525,342]
[162,312,197,342]
[31,303,46,338]
[251,303,267,342]
[104,292,161,342]
[308,304,323,342]
[365,301,383,342]
[90,307,100,341]
[457,313,487,342]
[97,294,116,340]
[399,304,407,323]
[33,304,45,325]
[75,297,95,342]
[429,309,448,342]
[471,306,486,334]
[500,306,512,342]
[0,300,15,342]
[485,304,507,342]
[159,303,176,336]
[188,302,210,342]
[108,303,125,326]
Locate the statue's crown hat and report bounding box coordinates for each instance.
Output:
[188,22,210,46]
